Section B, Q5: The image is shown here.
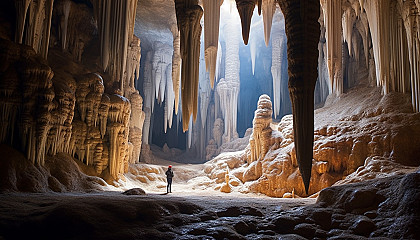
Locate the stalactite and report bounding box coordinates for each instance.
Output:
[41,0,54,59]
[171,27,182,114]
[342,7,356,58]
[277,0,321,193]
[14,0,54,59]
[107,93,131,179]
[142,52,153,146]
[398,1,420,111]
[124,36,141,97]
[14,0,32,44]
[235,0,257,45]
[262,0,276,46]
[199,38,212,129]
[316,18,330,105]
[174,0,203,131]
[187,115,193,148]
[165,64,175,133]
[271,9,286,118]
[61,0,71,50]
[92,0,138,93]
[151,42,172,106]
[129,91,145,164]
[216,11,240,143]
[363,0,392,94]
[250,35,257,75]
[203,0,223,88]
[321,0,343,95]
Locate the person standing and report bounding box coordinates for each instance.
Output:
[165,165,174,193]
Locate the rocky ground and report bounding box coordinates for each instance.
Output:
[0,169,419,240]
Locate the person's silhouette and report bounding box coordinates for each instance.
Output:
[165,165,174,193]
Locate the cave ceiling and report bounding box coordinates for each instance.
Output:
[135,0,176,51]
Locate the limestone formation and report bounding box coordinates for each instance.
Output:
[318,0,420,113]
[174,0,203,131]
[249,95,273,163]
[261,0,276,46]
[277,0,321,193]
[270,10,287,118]
[14,0,55,58]
[203,0,223,87]
[235,0,257,45]
[53,0,96,61]
[216,10,241,144]
[205,87,420,197]
[321,0,343,95]
[92,0,138,93]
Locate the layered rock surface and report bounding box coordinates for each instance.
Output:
[204,87,420,197]
[0,0,145,186]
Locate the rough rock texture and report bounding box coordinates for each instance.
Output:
[0,170,418,239]
[122,187,146,195]
[249,95,273,163]
[174,0,203,131]
[319,0,420,112]
[0,144,105,193]
[204,87,420,197]
[0,0,145,185]
[276,0,321,194]
[0,38,55,166]
[203,0,223,87]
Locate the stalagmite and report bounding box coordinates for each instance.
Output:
[174,0,203,131]
[261,0,276,46]
[321,0,343,95]
[203,0,223,88]
[213,118,224,147]
[249,95,272,163]
[277,0,321,193]
[235,0,257,45]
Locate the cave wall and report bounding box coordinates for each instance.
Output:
[0,0,145,182]
[319,0,420,103]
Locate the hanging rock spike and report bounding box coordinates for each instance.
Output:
[235,0,257,45]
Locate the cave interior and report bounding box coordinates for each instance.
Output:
[0,0,419,239]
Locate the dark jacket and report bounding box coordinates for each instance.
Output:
[166,169,174,180]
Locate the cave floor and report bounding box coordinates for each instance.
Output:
[0,187,407,240]
[0,191,316,240]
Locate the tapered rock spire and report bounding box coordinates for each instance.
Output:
[174,0,203,131]
[276,0,321,194]
[203,0,223,88]
[235,0,257,45]
[262,0,276,46]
